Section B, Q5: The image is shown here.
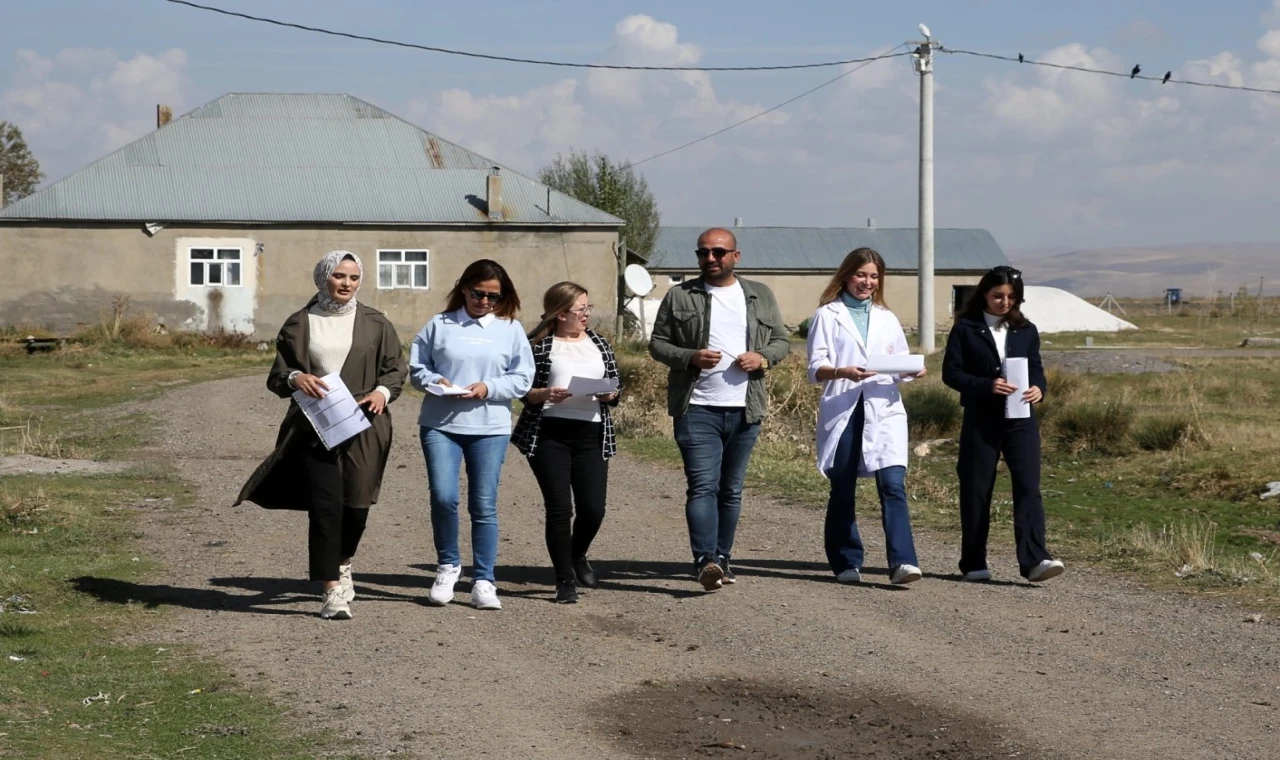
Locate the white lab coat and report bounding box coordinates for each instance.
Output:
[805,300,914,479]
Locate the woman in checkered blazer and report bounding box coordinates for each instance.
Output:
[512,282,624,604]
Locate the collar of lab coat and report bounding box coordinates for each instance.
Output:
[821,299,887,352]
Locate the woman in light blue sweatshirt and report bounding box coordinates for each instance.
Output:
[409,259,535,611]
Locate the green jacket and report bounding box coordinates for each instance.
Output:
[648,276,792,423]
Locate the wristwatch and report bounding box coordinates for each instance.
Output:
[760,356,770,370]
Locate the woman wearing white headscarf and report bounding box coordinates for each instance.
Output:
[236,251,407,620]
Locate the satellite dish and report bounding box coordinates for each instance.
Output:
[624,264,654,297]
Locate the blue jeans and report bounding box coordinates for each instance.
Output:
[419,427,509,583]
[824,402,919,574]
[672,405,762,564]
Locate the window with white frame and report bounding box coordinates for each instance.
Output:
[189,248,242,286]
[377,249,430,289]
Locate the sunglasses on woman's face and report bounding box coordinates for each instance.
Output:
[467,289,503,303]
[695,247,734,259]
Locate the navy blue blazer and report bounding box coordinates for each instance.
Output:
[941,315,1047,410]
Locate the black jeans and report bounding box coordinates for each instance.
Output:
[302,440,369,582]
[956,408,1052,577]
[527,418,609,585]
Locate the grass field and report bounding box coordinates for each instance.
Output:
[0,339,342,759]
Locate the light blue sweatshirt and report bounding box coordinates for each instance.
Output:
[408,309,535,435]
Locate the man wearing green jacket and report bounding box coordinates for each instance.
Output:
[648,227,792,591]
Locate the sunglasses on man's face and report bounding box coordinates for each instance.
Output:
[467,289,504,303]
[695,247,734,259]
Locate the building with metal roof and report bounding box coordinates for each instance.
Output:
[0,93,624,337]
[629,222,1010,334]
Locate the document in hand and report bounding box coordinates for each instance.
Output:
[292,372,372,450]
[426,383,470,397]
[1003,357,1031,419]
[864,354,925,374]
[565,376,620,396]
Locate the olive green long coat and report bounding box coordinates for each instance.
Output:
[234,299,408,511]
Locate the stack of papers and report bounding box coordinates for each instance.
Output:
[426,383,470,397]
[292,372,371,450]
[864,354,925,374]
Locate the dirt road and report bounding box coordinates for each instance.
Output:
[107,376,1279,759]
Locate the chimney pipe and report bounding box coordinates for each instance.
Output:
[734,217,743,227]
[157,104,173,128]
[486,167,503,222]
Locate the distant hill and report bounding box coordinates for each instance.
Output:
[1007,243,1280,298]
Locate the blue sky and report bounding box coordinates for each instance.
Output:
[4,0,1280,251]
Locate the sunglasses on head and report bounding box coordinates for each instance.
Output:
[992,265,1022,279]
[467,289,504,303]
[695,247,734,259]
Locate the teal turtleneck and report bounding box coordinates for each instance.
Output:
[840,290,872,343]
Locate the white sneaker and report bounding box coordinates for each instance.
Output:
[471,580,502,610]
[963,568,993,581]
[428,564,462,606]
[836,568,862,584]
[338,563,355,603]
[890,564,923,585]
[1027,559,1065,583]
[320,587,352,620]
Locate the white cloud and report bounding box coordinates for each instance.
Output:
[1,47,193,183]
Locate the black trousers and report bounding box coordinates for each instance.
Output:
[302,441,370,583]
[956,407,1052,577]
[527,418,609,585]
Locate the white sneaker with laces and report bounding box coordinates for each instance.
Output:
[428,563,462,606]
[963,569,993,581]
[1027,559,1066,583]
[338,563,355,603]
[890,564,923,585]
[836,568,862,584]
[471,580,502,610]
[320,587,352,620]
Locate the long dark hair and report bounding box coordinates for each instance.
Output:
[960,265,1028,328]
[443,259,521,319]
[818,248,888,308]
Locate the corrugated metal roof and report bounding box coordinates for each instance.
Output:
[0,93,623,226]
[649,226,1008,272]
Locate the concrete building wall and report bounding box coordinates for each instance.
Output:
[0,223,620,340]
[643,269,985,331]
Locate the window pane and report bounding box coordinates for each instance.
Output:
[216,248,240,260]
[191,248,214,260]
[413,264,428,288]
[379,251,402,262]
[395,264,411,287]
[378,264,394,288]
[190,262,204,285]
[404,250,428,262]
[209,263,223,284]
[226,262,241,286]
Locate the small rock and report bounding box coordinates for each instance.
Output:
[1245,614,1263,624]
[1261,482,1280,500]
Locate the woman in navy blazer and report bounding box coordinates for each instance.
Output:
[942,265,1065,583]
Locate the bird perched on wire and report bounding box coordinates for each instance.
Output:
[1018,53,1024,63]
[1162,71,1172,84]
[1131,64,1141,79]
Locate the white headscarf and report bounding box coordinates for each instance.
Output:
[313,250,362,315]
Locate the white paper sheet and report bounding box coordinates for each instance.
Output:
[426,383,470,397]
[565,376,619,396]
[864,354,925,374]
[292,372,372,450]
[1003,357,1031,419]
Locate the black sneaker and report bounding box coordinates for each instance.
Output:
[695,556,724,591]
[573,558,599,589]
[718,555,736,585]
[555,581,579,604]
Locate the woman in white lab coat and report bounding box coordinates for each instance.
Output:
[806,247,926,585]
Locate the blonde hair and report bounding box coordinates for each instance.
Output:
[818,248,888,308]
[528,281,589,341]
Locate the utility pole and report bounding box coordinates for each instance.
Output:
[912,27,939,353]
[615,238,627,341]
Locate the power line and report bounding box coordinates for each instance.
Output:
[631,45,910,167]
[943,47,1280,95]
[163,0,901,72]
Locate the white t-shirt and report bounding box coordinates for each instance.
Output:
[984,311,1009,361]
[543,337,606,422]
[690,281,749,407]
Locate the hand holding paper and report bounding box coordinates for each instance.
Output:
[565,376,619,397]
[426,383,469,397]
[864,354,925,375]
[1002,358,1031,419]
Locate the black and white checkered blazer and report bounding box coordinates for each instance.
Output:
[512,328,622,460]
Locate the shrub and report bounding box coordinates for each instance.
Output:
[903,384,961,438]
[795,317,812,338]
[1133,415,1201,451]
[1051,400,1134,454]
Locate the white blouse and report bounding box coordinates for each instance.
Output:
[983,311,1008,362]
[543,337,606,422]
